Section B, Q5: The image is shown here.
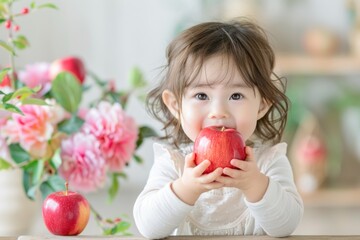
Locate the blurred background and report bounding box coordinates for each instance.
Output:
[1,0,360,236]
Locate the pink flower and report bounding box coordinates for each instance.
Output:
[59,132,107,192]
[18,62,51,96]
[82,101,138,172]
[3,104,55,158]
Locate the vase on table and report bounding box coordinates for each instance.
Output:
[0,169,38,235]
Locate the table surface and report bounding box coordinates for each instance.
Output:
[0,235,357,240]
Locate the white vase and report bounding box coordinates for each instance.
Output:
[0,169,38,235]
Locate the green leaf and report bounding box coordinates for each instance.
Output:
[112,221,131,235]
[22,159,45,200]
[26,184,39,200]
[0,68,10,81]
[58,115,84,134]
[136,126,157,149]
[51,72,82,113]
[88,71,107,87]
[128,67,146,89]
[23,171,36,200]
[23,159,44,185]
[12,35,30,50]
[2,103,23,114]
[40,175,66,200]
[37,3,58,10]
[108,173,119,203]
[133,154,143,164]
[0,158,12,170]
[9,143,30,164]
[2,92,13,103]
[11,86,36,100]
[139,125,158,138]
[0,40,15,55]
[114,172,127,179]
[50,149,62,170]
[30,1,36,9]
[21,97,48,106]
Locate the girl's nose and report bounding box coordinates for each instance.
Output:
[208,102,229,119]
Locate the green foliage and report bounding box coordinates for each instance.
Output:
[0,158,12,170]
[136,125,158,149]
[51,72,82,113]
[9,143,30,164]
[103,221,131,236]
[129,66,146,89]
[0,1,157,235]
[58,115,84,135]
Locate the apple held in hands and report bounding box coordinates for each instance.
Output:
[194,126,246,174]
[49,56,86,84]
[42,183,90,236]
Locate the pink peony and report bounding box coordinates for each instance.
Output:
[2,104,55,158]
[18,62,51,96]
[59,132,107,192]
[82,101,138,172]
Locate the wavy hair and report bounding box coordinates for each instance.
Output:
[146,19,289,147]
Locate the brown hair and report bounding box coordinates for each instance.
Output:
[146,18,289,147]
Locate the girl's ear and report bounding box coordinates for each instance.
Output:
[162,90,180,119]
[257,98,271,120]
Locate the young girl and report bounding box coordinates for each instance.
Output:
[133,19,303,238]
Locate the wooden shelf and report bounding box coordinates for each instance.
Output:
[275,55,360,75]
[301,187,360,208]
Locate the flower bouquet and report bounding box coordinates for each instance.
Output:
[0,0,156,235]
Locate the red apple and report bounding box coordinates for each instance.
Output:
[194,126,246,174]
[49,56,86,84]
[42,183,90,236]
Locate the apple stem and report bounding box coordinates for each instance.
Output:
[65,182,68,196]
[221,126,225,131]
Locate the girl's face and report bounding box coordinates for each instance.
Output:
[163,55,270,143]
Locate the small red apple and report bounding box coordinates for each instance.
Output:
[194,126,246,174]
[42,183,90,236]
[49,56,86,84]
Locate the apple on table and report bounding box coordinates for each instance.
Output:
[49,56,86,84]
[42,182,90,236]
[194,126,246,174]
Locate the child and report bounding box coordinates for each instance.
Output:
[133,19,304,238]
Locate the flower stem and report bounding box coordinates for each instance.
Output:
[6,2,17,90]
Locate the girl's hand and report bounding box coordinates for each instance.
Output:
[215,146,269,202]
[171,153,224,205]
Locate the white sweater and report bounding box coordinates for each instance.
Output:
[133,142,304,239]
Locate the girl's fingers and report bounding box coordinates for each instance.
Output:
[230,159,247,170]
[203,181,224,190]
[215,175,231,184]
[198,167,222,183]
[245,146,255,162]
[223,167,240,178]
[184,153,196,168]
[193,159,211,176]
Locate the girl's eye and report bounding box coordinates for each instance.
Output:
[195,93,208,100]
[230,93,243,100]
